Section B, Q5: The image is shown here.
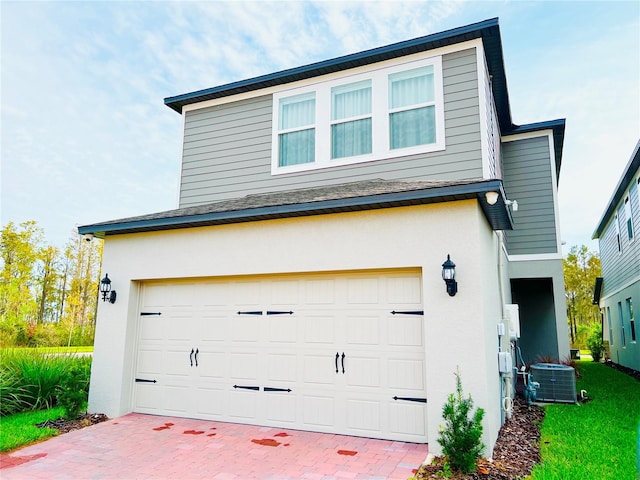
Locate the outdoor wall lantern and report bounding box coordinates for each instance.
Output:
[100,274,117,304]
[441,255,457,297]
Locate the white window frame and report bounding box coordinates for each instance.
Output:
[271,56,445,175]
[624,196,634,242]
[615,213,622,254]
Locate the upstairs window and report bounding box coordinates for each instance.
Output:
[278,93,316,167]
[331,80,372,159]
[615,213,622,253]
[272,56,444,174]
[627,297,636,342]
[624,196,634,241]
[389,66,436,149]
[618,301,626,347]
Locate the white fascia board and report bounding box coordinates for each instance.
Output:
[475,43,491,179]
[179,39,485,114]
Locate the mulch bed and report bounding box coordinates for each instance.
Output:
[415,396,544,479]
[36,413,109,434]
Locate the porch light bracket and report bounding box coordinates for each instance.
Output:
[441,255,457,297]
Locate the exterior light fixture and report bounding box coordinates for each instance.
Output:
[505,199,519,212]
[485,191,499,205]
[441,255,457,297]
[100,274,116,303]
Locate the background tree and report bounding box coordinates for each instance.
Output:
[0,221,102,347]
[563,245,602,348]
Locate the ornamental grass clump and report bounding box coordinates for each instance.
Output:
[437,368,485,474]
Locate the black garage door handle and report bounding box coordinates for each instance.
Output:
[335,352,339,373]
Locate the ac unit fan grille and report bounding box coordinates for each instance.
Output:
[530,363,576,403]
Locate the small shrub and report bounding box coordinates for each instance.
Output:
[587,324,605,362]
[55,362,90,419]
[437,368,485,474]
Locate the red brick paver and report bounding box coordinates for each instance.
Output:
[0,413,428,479]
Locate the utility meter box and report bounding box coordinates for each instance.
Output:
[503,304,520,339]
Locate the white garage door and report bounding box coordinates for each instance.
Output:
[133,269,427,442]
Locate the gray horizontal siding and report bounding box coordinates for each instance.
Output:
[599,178,640,297]
[178,48,482,207]
[502,136,558,255]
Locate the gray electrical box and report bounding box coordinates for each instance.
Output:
[530,363,576,403]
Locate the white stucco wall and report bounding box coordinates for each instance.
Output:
[89,199,504,454]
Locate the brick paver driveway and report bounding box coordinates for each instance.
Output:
[1,413,428,479]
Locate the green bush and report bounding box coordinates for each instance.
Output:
[0,349,91,416]
[586,324,605,362]
[437,368,485,474]
[56,363,90,419]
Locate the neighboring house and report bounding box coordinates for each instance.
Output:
[593,140,640,372]
[78,18,569,456]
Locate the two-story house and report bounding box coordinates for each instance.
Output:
[78,18,569,456]
[593,140,640,372]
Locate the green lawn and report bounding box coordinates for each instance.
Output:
[530,361,640,479]
[0,407,64,452]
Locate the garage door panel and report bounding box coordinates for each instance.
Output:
[346,399,380,432]
[269,279,300,305]
[194,386,225,418]
[387,315,424,347]
[197,351,227,378]
[137,348,163,376]
[265,393,296,423]
[163,385,192,414]
[228,390,259,420]
[303,395,335,427]
[199,314,230,343]
[303,354,337,385]
[345,356,380,388]
[139,316,164,341]
[267,353,297,382]
[347,277,380,304]
[165,349,193,376]
[230,352,260,380]
[232,316,260,343]
[388,357,425,390]
[304,315,336,344]
[386,275,423,304]
[266,316,297,343]
[165,312,194,342]
[305,279,335,304]
[134,383,161,411]
[390,402,427,436]
[346,314,380,345]
[233,281,262,306]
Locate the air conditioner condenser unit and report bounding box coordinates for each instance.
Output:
[530,363,576,403]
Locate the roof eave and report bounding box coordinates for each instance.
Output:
[593,139,640,239]
[164,18,510,123]
[78,180,513,238]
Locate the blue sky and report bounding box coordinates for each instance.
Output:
[2,1,639,252]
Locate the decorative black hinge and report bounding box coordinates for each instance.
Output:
[264,387,292,392]
[135,378,157,383]
[237,311,263,315]
[233,385,260,391]
[140,312,162,316]
[391,310,424,315]
[266,311,294,315]
[393,396,427,403]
